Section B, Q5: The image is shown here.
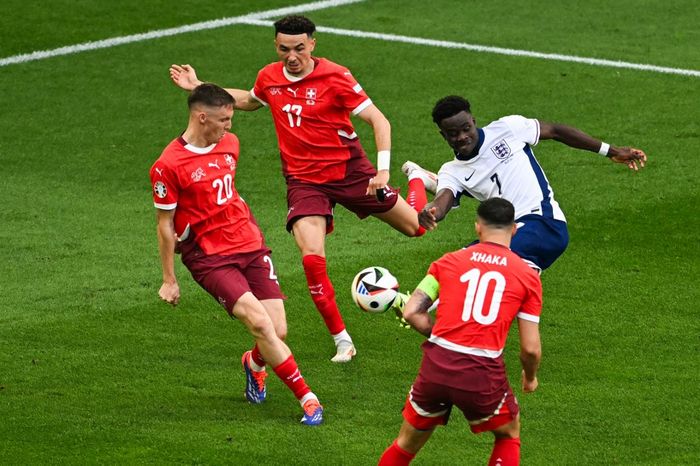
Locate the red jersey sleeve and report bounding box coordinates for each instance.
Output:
[150,158,179,210]
[516,269,543,323]
[251,68,270,107]
[333,67,373,116]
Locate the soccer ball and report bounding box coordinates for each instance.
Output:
[351,266,399,313]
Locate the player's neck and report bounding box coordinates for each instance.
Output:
[478,233,512,249]
[182,129,215,149]
[283,58,316,81]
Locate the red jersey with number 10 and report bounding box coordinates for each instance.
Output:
[427,242,542,358]
[251,57,373,184]
[149,133,264,256]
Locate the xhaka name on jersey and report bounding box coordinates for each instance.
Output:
[471,251,508,266]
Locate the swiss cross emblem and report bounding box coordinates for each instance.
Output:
[305,88,317,100]
[491,139,512,160]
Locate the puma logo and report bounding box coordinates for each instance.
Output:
[208,160,220,169]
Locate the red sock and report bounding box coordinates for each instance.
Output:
[302,254,345,335]
[378,440,415,466]
[407,178,427,237]
[251,344,265,368]
[272,355,311,401]
[488,437,521,466]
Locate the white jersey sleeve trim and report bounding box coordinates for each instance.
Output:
[351,98,373,116]
[428,335,504,358]
[517,312,540,323]
[250,89,268,107]
[154,202,176,210]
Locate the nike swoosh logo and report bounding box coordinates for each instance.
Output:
[465,172,475,182]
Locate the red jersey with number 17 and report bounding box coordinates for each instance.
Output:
[427,242,542,358]
[251,57,373,184]
[149,133,264,256]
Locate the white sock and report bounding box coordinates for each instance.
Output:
[300,392,318,406]
[332,330,352,346]
[249,355,265,372]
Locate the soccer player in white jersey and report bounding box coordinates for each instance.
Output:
[403,95,647,272]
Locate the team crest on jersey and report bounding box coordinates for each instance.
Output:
[153,181,167,198]
[191,167,206,181]
[491,139,512,160]
[305,88,317,105]
[270,87,282,96]
[224,154,236,171]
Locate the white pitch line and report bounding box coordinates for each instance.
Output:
[240,18,700,78]
[0,0,364,67]
[2,0,698,79]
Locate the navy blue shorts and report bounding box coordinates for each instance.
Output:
[511,214,569,271]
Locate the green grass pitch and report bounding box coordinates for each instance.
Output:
[1,0,698,464]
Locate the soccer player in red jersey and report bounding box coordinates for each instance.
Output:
[169,15,432,363]
[150,83,323,425]
[378,198,542,465]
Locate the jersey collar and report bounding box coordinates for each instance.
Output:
[455,128,485,161]
[178,136,217,154]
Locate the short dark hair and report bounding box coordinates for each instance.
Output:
[274,15,316,36]
[188,83,235,109]
[432,95,472,125]
[476,198,515,229]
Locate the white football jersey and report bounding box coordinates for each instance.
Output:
[437,115,566,222]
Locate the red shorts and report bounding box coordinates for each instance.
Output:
[285,138,399,233]
[402,342,519,433]
[181,243,285,316]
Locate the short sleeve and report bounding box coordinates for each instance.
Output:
[251,69,269,107]
[517,270,543,323]
[500,115,540,146]
[437,161,467,198]
[334,67,373,115]
[150,162,178,210]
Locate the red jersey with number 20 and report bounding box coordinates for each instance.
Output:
[251,57,373,184]
[149,133,264,256]
[428,242,542,358]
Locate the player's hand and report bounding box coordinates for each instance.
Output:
[418,206,439,230]
[367,170,390,199]
[169,64,202,91]
[609,147,647,172]
[159,281,180,306]
[521,370,538,393]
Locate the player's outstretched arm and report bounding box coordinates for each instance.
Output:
[403,289,434,337]
[539,122,647,172]
[418,189,455,230]
[169,64,263,111]
[156,208,180,306]
[518,319,541,392]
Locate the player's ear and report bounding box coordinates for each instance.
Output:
[474,221,481,237]
[511,223,517,237]
[308,37,316,52]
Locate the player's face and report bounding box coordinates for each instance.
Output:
[275,33,316,77]
[438,111,478,156]
[202,105,233,144]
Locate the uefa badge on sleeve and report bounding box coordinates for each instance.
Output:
[154,181,167,199]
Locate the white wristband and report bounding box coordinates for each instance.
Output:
[377,150,391,171]
[598,142,610,156]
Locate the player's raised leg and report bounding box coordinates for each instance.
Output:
[233,292,323,425]
[373,195,426,237]
[292,215,356,363]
